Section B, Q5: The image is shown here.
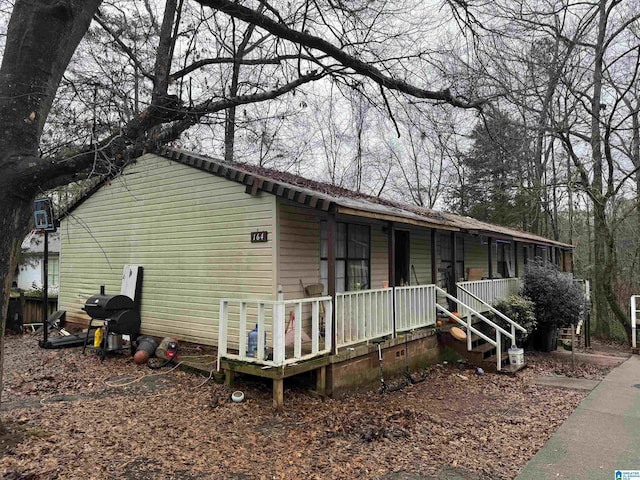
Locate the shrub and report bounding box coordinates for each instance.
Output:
[521,260,585,329]
[493,294,536,342]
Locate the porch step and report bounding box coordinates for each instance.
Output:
[499,361,527,375]
[439,330,524,374]
[473,341,497,359]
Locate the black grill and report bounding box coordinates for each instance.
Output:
[83,294,136,320]
[82,292,141,359]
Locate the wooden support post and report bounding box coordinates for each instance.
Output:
[487,237,493,279]
[388,221,396,336]
[316,365,326,398]
[571,325,576,371]
[514,241,519,277]
[450,232,457,292]
[327,213,337,355]
[273,378,284,411]
[388,221,395,287]
[225,369,235,387]
[430,229,437,285]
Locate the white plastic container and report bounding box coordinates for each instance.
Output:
[508,347,524,365]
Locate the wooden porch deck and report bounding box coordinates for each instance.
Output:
[220,355,330,410]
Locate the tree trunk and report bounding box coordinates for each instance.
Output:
[590,0,610,339]
[224,15,259,163]
[0,0,102,421]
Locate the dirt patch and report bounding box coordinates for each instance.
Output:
[0,333,620,479]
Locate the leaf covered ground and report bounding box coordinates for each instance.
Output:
[0,333,616,480]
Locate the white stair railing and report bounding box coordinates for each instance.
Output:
[435,285,516,372]
[456,278,520,315]
[456,283,527,344]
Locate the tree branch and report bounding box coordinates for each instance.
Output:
[93,14,154,81]
[156,70,325,144]
[170,53,325,80]
[195,0,486,109]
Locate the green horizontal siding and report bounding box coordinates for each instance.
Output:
[463,236,488,277]
[408,227,431,285]
[277,200,322,300]
[371,224,388,289]
[59,153,276,345]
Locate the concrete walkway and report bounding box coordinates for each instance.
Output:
[517,355,640,480]
[533,375,601,392]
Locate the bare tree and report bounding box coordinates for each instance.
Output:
[385,105,462,209]
[0,0,486,413]
[554,0,640,340]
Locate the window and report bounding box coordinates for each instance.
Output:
[320,221,370,293]
[497,242,513,278]
[47,257,59,287]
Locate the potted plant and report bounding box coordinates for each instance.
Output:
[521,260,585,352]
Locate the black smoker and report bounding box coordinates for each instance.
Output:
[82,286,141,360]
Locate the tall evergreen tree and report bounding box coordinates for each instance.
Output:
[455,111,533,228]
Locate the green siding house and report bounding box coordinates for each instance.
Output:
[57,148,574,403]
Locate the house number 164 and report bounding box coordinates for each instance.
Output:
[251,231,268,243]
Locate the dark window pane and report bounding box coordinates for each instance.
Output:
[348,224,369,259]
[320,220,328,258]
[347,260,369,290]
[336,223,347,258]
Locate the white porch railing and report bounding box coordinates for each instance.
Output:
[217,279,525,370]
[632,295,640,349]
[217,296,332,369]
[335,288,393,349]
[456,283,527,349]
[456,278,520,315]
[395,284,437,333]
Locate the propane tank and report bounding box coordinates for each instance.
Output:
[248,324,259,357]
[155,337,179,360]
[166,340,178,360]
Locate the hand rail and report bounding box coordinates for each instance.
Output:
[456,283,527,338]
[436,304,496,346]
[435,285,512,372]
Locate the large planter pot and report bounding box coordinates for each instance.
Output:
[532,327,558,352]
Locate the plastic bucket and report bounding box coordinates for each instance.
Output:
[508,347,524,365]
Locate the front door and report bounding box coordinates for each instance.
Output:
[395,230,410,286]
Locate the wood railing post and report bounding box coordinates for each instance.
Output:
[632,296,638,349]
